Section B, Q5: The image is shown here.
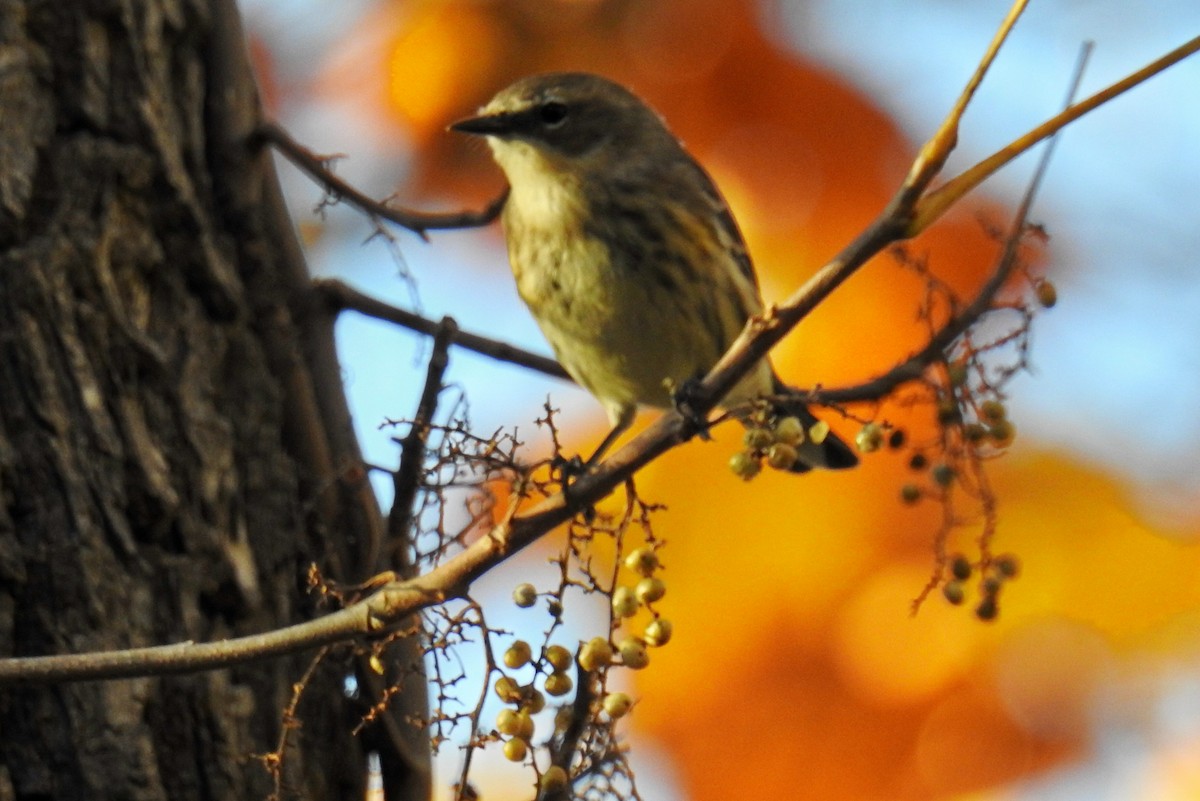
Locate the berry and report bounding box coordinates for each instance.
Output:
[618,637,650,669]
[729,450,762,480]
[496,708,522,736]
[503,640,532,669]
[932,462,955,487]
[855,423,884,453]
[624,547,660,576]
[773,416,806,445]
[765,442,799,470]
[603,692,633,718]
[494,676,521,703]
[512,583,537,608]
[980,400,1007,422]
[540,766,569,794]
[635,577,666,604]
[545,644,572,672]
[578,638,613,671]
[503,737,527,762]
[1036,280,1058,308]
[612,586,639,618]
[544,672,573,697]
[942,581,965,605]
[644,618,673,647]
[742,427,774,450]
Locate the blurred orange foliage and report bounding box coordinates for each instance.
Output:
[305,1,1200,798]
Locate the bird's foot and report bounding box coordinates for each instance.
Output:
[671,377,713,441]
[551,454,597,522]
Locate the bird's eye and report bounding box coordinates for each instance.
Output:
[538,101,569,128]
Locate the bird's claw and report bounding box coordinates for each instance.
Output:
[672,377,713,441]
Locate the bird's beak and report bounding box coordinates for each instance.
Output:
[449,111,517,137]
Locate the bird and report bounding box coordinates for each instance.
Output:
[450,72,856,473]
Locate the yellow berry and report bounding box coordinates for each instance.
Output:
[742,427,774,450]
[624,547,660,577]
[994,554,1021,578]
[578,637,613,671]
[1036,280,1057,308]
[544,672,573,697]
[603,692,633,718]
[545,644,572,672]
[976,596,999,621]
[612,586,639,618]
[503,737,527,762]
[494,676,521,703]
[618,637,649,669]
[981,400,1006,422]
[540,766,569,794]
[729,450,761,480]
[644,618,673,647]
[773,416,806,445]
[765,442,799,470]
[523,688,546,715]
[932,462,955,487]
[989,419,1016,446]
[808,420,830,444]
[496,708,522,736]
[963,423,988,443]
[635,577,666,604]
[943,581,965,605]
[855,423,884,453]
[512,583,537,608]
[503,640,532,669]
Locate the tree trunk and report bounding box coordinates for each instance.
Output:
[0,1,427,799]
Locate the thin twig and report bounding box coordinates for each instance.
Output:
[913,32,1200,232]
[388,317,458,575]
[904,0,1031,195]
[256,121,508,239]
[314,279,571,382]
[817,40,1094,406]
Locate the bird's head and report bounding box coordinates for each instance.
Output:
[450,72,675,183]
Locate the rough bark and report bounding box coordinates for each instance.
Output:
[0,1,427,799]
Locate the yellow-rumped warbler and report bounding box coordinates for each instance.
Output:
[451,72,856,472]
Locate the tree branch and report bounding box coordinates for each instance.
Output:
[815,40,1094,405]
[313,278,571,381]
[387,317,457,574]
[256,121,508,240]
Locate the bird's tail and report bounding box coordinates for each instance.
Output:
[765,381,858,473]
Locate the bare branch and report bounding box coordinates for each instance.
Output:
[256,121,508,239]
[913,32,1200,233]
[388,317,458,572]
[904,0,1031,196]
[817,40,1094,406]
[314,278,571,382]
